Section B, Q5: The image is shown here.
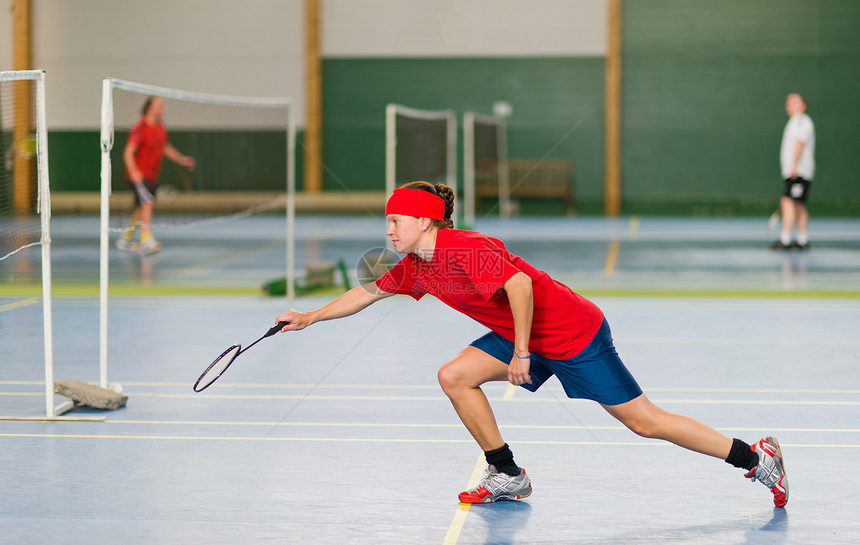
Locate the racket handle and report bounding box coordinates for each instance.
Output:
[265,321,290,337]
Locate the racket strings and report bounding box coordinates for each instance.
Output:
[195,344,241,391]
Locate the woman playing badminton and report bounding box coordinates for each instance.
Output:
[276,181,788,507]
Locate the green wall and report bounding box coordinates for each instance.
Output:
[46,1,860,217]
[322,1,859,216]
[48,131,100,191]
[47,130,304,192]
[622,0,860,216]
[323,57,604,214]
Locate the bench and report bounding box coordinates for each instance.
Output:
[475,158,574,215]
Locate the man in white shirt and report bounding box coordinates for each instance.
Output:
[770,93,815,250]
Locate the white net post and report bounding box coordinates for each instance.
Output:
[34,72,56,417]
[0,71,87,420]
[98,78,293,386]
[497,118,510,219]
[463,112,509,223]
[98,78,112,389]
[385,103,458,231]
[384,104,396,251]
[385,104,396,204]
[463,112,475,228]
[286,95,296,300]
[446,110,458,223]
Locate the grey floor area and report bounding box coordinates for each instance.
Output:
[2,214,860,544]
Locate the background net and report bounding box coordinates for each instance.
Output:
[107,82,291,230]
[98,79,295,388]
[386,104,457,231]
[463,113,508,224]
[0,77,40,260]
[393,112,449,187]
[473,118,502,191]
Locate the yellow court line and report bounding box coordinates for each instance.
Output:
[443,451,486,545]
[104,422,860,433]
[443,385,521,543]
[604,240,620,277]
[92,421,860,434]
[0,297,39,312]
[603,214,638,276]
[629,215,639,239]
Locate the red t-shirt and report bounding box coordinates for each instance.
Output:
[375,229,604,360]
[126,120,167,182]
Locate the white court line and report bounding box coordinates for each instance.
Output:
[121,394,860,406]
[645,387,860,394]
[622,336,860,345]
[6,381,859,395]
[4,391,860,405]
[1,433,858,450]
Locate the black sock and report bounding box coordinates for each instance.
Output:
[725,438,758,471]
[485,443,520,476]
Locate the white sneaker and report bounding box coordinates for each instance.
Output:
[139,237,162,255]
[116,238,139,252]
[745,436,788,507]
[458,465,532,503]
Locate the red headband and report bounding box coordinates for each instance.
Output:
[385,188,445,221]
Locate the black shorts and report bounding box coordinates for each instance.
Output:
[782,177,810,203]
[129,178,158,207]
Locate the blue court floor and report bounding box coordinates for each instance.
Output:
[2,215,860,544]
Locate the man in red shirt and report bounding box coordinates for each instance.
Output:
[274,182,788,509]
[118,96,196,254]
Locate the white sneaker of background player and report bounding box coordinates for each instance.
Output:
[116,238,139,252]
[139,238,162,255]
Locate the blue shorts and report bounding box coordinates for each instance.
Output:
[469,318,643,406]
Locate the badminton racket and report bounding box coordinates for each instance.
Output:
[193,321,288,392]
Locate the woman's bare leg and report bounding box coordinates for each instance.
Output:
[602,394,732,459]
[437,346,510,451]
